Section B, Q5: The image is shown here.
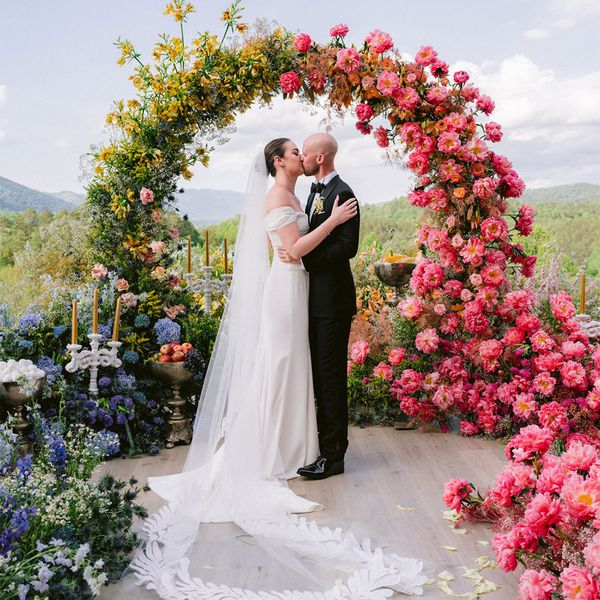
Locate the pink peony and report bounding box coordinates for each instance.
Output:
[150,240,166,256]
[116,278,129,292]
[336,48,361,74]
[139,187,154,205]
[442,478,473,510]
[517,569,557,600]
[398,295,424,320]
[562,340,587,360]
[388,347,406,366]
[530,329,555,352]
[376,70,400,96]
[516,205,535,236]
[532,372,556,397]
[460,238,485,264]
[583,531,600,574]
[560,566,599,600]
[350,339,369,364]
[561,474,600,520]
[460,420,479,436]
[550,291,576,323]
[415,45,438,66]
[293,33,311,53]
[473,177,498,199]
[415,328,440,354]
[453,70,470,84]
[373,362,393,380]
[121,292,138,309]
[365,29,393,54]
[407,151,429,175]
[163,303,185,320]
[485,121,503,142]
[562,441,598,473]
[508,425,554,462]
[355,103,374,122]
[280,71,301,94]
[560,360,587,389]
[437,131,461,153]
[523,492,563,535]
[395,87,420,111]
[374,126,389,148]
[476,94,495,115]
[513,393,538,419]
[426,86,449,105]
[539,401,569,431]
[329,23,349,37]
[399,369,424,394]
[91,263,108,279]
[480,217,508,241]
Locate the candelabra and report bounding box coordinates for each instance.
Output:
[184,266,233,315]
[65,333,122,395]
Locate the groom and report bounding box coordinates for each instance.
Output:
[279,132,360,479]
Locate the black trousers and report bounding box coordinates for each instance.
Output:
[309,315,353,462]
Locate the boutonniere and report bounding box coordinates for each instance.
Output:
[312,195,325,216]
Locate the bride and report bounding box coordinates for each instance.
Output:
[131,138,428,598]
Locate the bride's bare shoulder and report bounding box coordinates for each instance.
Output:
[264,185,292,213]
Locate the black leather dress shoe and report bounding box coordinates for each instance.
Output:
[297,456,344,480]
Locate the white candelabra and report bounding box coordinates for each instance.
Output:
[184,266,233,315]
[65,333,122,395]
[575,313,600,341]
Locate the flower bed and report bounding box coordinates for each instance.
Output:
[0,417,146,598]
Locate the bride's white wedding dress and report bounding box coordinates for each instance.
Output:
[130,157,428,598]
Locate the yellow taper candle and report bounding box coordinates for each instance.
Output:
[581,272,586,315]
[187,235,192,274]
[112,296,122,341]
[71,299,78,344]
[224,238,228,274]
[205,229,210,266]
[92,288,98,334]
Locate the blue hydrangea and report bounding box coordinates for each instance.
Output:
[18,340,33,350]
[86,430,120,458]
[18,312,45,334]
[153,318,181,346]
[36,356,63,385]
[52,325,67,338]
[98,376,111,388]
[134,313,151,328]
[115,368,136,391]
[98,323,112,341]
[122,350,139,364]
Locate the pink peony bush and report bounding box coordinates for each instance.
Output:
[444,426,600,598]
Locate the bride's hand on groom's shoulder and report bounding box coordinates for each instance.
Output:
[331,195,358,226]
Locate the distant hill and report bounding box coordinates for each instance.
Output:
[0,176,73,213]
[173,188,245,225]
[51,190,86,206]
[521,183,600,204]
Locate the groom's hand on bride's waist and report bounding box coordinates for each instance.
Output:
[277,248,301,264]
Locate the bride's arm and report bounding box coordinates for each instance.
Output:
[275,196,357,260]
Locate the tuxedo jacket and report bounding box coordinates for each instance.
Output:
[302,174,360,319]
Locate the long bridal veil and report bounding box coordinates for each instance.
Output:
[131,154,429,598]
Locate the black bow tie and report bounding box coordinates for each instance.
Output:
[310,182,325,194]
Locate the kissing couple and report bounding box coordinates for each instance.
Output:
[132,133,427,598]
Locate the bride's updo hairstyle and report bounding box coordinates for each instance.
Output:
[264,138,291,177]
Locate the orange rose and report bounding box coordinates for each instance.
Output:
[472,163,485,177]
[453,187,466,199]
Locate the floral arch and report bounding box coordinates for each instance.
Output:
[85,0,600,594]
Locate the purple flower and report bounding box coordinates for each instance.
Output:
[98,376,111,388]
[18,312,45,334]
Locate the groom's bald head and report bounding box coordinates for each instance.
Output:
[301,133,338,177]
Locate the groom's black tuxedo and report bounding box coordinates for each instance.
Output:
[302,174,360,463]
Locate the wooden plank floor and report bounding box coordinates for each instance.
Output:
[99,427,519,599]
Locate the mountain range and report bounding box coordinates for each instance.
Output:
[1,175,599,225]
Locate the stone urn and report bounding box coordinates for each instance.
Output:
[0,375,46,450]
[374,260,416,304]
[151,361,194,448]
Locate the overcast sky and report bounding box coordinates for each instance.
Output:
[1,0,599,204]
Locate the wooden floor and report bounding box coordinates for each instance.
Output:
[99,427,519,599]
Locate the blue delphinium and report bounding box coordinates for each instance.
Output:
[153,318,181,345]
[0,424,17,475]
[16,454,33,482]
[122,350,139,364]
[36,356,63,385]
[0,490,37,556]
[18,312,45,334]
[0,304,13,328]
[134,313,150,328]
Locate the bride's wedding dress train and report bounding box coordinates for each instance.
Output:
[131,160,428,598]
